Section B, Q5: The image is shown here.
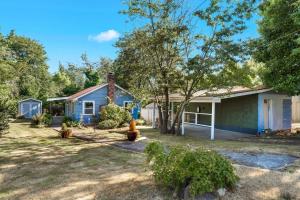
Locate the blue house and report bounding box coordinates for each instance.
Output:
[48,74,138,124]
[18,98,42,119]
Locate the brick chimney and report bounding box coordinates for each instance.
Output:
[107,73,115,103]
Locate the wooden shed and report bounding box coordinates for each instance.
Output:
[18,98,42,119]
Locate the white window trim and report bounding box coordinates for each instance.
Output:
[82,101,95,115]
[123,101,133,108]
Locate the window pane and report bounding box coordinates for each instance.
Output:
[85,102,93,109]
[84,102,94,114]
[85,108,93,114]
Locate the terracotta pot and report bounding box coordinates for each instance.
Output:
[127,130,139,141]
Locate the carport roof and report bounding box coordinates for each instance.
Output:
[167,86,272,102]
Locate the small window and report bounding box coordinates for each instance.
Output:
[83,101,94,115]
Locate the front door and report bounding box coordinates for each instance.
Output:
[282,99,292,129]
[263,99,272,129]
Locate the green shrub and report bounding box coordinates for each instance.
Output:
[144,142,238,197]
[32,113,44,126]
[100,103,132,126]
[63,116,82,127]
[0,112,9,136]
[98,119,119,129]
[43,113,52,126]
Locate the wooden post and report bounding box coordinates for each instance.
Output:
[211,102,215,140]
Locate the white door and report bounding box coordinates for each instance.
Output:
[263,99,272,129]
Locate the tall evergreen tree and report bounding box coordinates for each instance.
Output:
[254,0,300,95]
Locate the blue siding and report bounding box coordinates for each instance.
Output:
[67,85,135,124]
[19,99,42,119]
[283,99,292,129]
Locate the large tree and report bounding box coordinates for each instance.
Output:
[254,0,300,95]
[0,31,54,115]
[118,0,257,134]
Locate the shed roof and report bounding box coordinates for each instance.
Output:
[19,98,42,103]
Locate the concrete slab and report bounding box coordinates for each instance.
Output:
[183,124,254,140]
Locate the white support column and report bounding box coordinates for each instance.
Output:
[195,113,198,125]
[152,103,156,128]
[211,102,215,140]
[171,102,174,124]
[181,109,185,135]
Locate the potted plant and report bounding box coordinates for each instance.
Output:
[127,119,139,141]
[61,123,72,138]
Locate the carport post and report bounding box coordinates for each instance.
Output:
[171,102,174,124]
[181,109,185,135]
[152,103,156,128]
[211,102,215,140]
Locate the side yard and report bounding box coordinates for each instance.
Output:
[0,122,299,199]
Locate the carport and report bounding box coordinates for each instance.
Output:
[152,94,221,140]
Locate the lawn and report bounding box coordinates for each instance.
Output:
[0,122,299,200]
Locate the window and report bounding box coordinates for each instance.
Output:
[83,101,95,115]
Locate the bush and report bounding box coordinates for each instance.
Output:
[63,116,82,127]
[32,113,44,126]
[0,112,9,136]
[43,113,52,126]
[100,103,132,126]
[145,142,238,197]
[135,119,145,125]
[98,119,119,129]
[61,123,72,138]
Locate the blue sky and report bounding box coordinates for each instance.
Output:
[0,0,259,73]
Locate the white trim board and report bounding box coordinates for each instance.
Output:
[19,98,42,103]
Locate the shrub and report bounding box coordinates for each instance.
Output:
[0,112,9,136]
[60,123,72,138]
[32,113,44,126]
[98,119,119,129]
[63,116,82,127]
[144,142,239,197]
[100,103,132,126]
[135,119,145,125]
[43,113,52,126]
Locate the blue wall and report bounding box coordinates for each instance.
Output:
[67,85,134,124]
[19,99,42,119]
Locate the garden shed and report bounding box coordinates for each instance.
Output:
[18,98,42,119]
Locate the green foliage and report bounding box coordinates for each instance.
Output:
[98,119,119,129]
[100,103,132,125]
[254,0,300,95]
[43,113,53,126]
[145,142,239,197]
[118,0,257,134]
[63,116,82,127]
[0,97,9,135]
[0,31,54,101]
[32,113,45,126]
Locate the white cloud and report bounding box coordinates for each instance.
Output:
[88,29,120,42]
